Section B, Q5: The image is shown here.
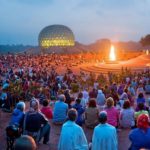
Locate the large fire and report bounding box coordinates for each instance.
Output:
[109,45,116,61]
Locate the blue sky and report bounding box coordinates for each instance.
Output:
[0,0,150,45]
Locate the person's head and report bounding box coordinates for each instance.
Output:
[138,93,144,99]
[124,88,128,93]
[106,97,114,108]
[68,108,77,122]
[42,99,49,107]
[16,101,25,112]
[88,99,96,108]
[65,89,69,94]
[76,98,81,104]
[98,90,102,94]
[78,92,83,99]
[137,114,149,130]
[138,102,144,111]
[123,100,130,109]
[30,98,39,111]
[14,135,37,150]
[58,94,66,102]
[98,111,107,124]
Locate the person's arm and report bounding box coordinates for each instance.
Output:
[39,112,48,125]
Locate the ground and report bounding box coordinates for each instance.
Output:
[0,103,131,150]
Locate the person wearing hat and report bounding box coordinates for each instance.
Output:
[129,114,150,150]
[91,111,118,150]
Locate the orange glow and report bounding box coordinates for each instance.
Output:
[109,45,116,61]
[146,50,149,55]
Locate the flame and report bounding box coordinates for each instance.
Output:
[109,45,116,61]
[146,50,149,55]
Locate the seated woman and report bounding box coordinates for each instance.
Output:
[72,98,85,126]
[104,97,119,128]
[119,100,135,128]
[129,114,150,150]
[85,99,99,128]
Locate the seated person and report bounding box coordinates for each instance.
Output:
[85,99,99,128]
[14,135,37,150]
[53,94,68,124]
[9,101,25,128]
[119,100,135,128]
[41,99,53,120]
[0,88,7,108]
[136,92,145,105]
[72,98,85,126]
[129,114,150,150]
[58,109,88,150]
[135,103,149,121]
[104,97,119,128]
[92,111,118,150]
[145,80,150,94]
[23,99,50,144]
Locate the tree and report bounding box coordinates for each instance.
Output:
[140,34,150,46]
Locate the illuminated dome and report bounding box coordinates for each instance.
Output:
[38,25,75,48]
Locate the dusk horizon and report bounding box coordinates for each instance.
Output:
[0,0,150,45]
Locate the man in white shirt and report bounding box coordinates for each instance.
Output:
[58,109,88,150]
[92,111,118,150]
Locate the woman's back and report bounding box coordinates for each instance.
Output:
[85,107,99,128]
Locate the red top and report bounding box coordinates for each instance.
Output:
[41,106,53,119]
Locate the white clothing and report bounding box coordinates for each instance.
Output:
[92,123,118,150]
[58,121,88,150]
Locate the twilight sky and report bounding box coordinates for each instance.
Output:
[0,0,150,45]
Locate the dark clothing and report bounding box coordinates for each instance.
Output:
[25,111,48,132]
[64,92,71,108]
[73,103,85,126]
[129,128,150,150]
[89,90,97,98]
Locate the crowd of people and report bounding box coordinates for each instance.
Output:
[0,53,150,150]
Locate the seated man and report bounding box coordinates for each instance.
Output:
[53,94,68,124]
[58,108,88,150]
[23,99,50,144]
[92,111,118,150]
